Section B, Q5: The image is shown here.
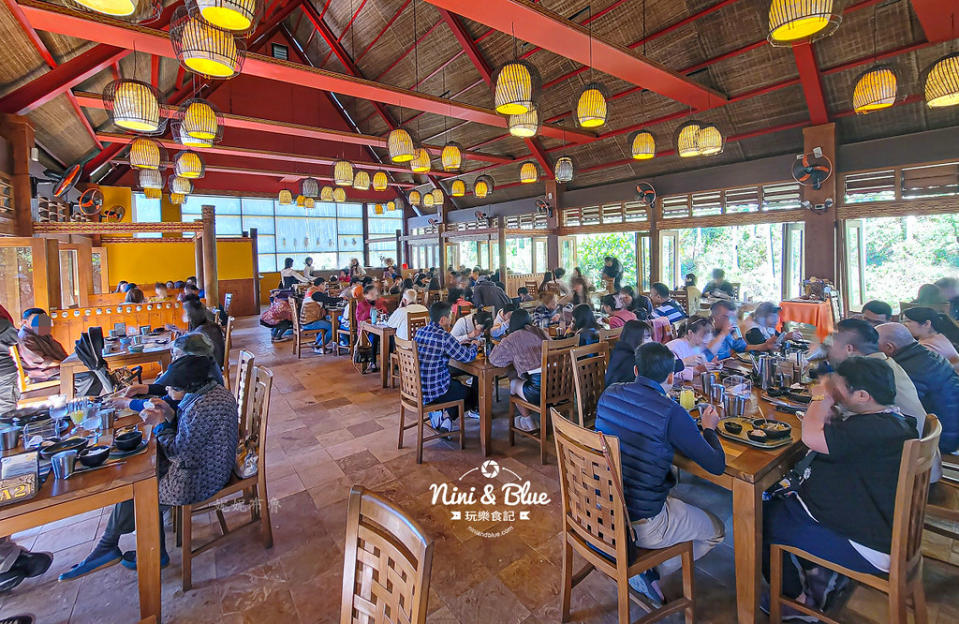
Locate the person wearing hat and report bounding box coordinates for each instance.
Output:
[744,302,803,346]
[61,354,238,579]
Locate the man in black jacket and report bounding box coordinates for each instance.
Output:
[470,273,511,311]
[877,322,959,454]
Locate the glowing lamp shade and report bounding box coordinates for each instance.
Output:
[508,108,539,138]
[410,149,431,174]
[171,9,244,79]
[696,124,724,156]
[676,121,703,158]
[474,175,494,199]
[423,193,435,208]
[332,187,346,202]
[304,197,315,209]
[170,193,186,205]
[319,186,334,201]
[300,177,319,198]
[494,60,537,115]
[519,161,538,184]
[105,79,161,133]
[374,203,383,214]
[408,190,421,206]
[768,0,840,46]
[353,170,371,191]
[372,171,389,192]
[194,0,259,32]
[278,189,292,205]
[144,188,162,199]
[170,176,193,195]
[431,188,444,205]
[176,122,213,148]
[129,138,160,170]
[853,66,897,114]
[629,130,656,160]
[75,0,136,17]
[924,54,959,109]
[387,128,415,163]
[296,195,306,207]
[181,99,219,140]
[441,142,463,172]
[138,168,162,191]
[387,201,396,211]
[174,151,204,178]
[576,83,608,129]
[450,179,466,197]
[333,160,353,186]
[554,156,574,183]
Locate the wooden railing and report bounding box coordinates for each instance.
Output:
[49,302,189,350]
[84,290,185,307]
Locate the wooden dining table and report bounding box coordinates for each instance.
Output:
[359,322,396,388]
[0,411,162,621]
[672,386,806,624]
[59,342,173,399]
[448,355,509,457]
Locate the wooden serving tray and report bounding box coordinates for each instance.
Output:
[717,417,794,449]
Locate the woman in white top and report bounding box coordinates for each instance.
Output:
[280,257,310,288]
[349,258,366,278]
[666,317,724,381]
[386,289,428,340]
[451,310,493,344]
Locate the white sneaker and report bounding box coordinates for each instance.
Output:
[513,415,538,432]
[465,409,480,420]
[439,417,460,433]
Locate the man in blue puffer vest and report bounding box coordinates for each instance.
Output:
[595,342,727,606]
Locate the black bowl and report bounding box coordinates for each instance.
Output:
[746,429,769,443]
[723,421,743,434]
[78,445,110,467]
[39,436,89,459]
[757,420,792,440]
[114,430,143,452]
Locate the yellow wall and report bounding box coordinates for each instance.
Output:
[160,194,181,238]
[259,272,280,304]
[104,239,254,287]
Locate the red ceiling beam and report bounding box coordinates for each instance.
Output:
[792,43,829,125]
[909,0,959,43]
[424,0,725,110]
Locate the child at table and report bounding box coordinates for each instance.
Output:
[356,285,389,374]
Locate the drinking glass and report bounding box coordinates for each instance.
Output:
[723,374,752,399]
[48,395,68,440]
[679,387,696,411]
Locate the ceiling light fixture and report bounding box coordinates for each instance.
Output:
[924,53,959,108]
[768,0,841,46]
[554,156,574,183]
[171,7,245,79]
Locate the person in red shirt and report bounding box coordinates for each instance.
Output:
[356,284,389,374]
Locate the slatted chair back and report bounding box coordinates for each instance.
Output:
[570,343,610,427]
[395,338,422,405]
[407,311,430,339]
[288,298,302,335]
[891,414,941,583]
[233,350,255,435]
[244,366,273,463]
[455,303,473,320]
[222,316,235,390]
[671,290,689,312]
[524,280,539,294]
[340,486,434,624]
[553,409,631,565]
[598,327,622,347]
[538,336,577,411]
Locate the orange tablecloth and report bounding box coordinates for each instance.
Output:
[777,300,834,342]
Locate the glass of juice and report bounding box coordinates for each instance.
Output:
[679,387,696,411]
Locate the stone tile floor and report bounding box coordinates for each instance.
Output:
[1,315,958,622]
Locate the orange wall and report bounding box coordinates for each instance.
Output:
[104,239,254,288]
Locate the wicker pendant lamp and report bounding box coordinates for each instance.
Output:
[374,203,384,214]
[129,138,161,170]
[170,193,186,205]
[304,197,315,209]
[320,186,334,201]
[171,8,245,79]
[924,53,959,108]
[144,188,163,199]
[408,190,421,207]
[174,151,205,178]
[519,161,538,184]
[474,175,495,198]
[853,66,897,114]
[554,156,574,183]
[138,168,162,193]
[278,189,293,205]
[300,177,319,198]
[353,170,371,191]
[189,0,260,33]
[103,79,164,134]
[174,122,213,148]
[493,60,539,115]
[372,171,389,191]
[508,108,540,138]
[170,175,193,195]
[387,201,396,211]
[70,0,161,21]
[333,160,353,186]
[423,193,435,208]
[676,121,703,158]
[629,130,656,160]
[387,129,415,163]
[332,187,346,202]
[410,148,431,174]
[296,195,306,207]
[441,142,463,172]
[178,98,222,141]
[450,179,466,197]
[431,188,444,205]
[768,0,841,46]
[697,124,724,156]
[577,83,608,128]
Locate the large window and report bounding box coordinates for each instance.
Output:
[573,232,639,290]
[367,204,403,267]
[132,194,161,239]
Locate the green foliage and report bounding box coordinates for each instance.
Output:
[573,233,637,288]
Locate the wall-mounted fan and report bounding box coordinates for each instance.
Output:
[635,182,656,207]
[101,204,125,222]
[474,210,490,227]
[77,187,103,217]
[427,217,440,226]
[535,198,552,218]
[792,148,833,190]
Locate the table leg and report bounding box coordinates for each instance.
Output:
[133,478,162,622]
[379,336,389,388]
[478,370,493,457]
[732,479,761,624]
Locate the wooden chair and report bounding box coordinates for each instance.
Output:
[222,316,234,391]
[525,279,540,294]
[288,298,326,359]
[233,350,255,435]
[394,337,464,464]
[508,336,577,464]
[454,302,473,321]
[570,342,610,427]
[179,366,274,591]
[769,414,941,624]
[923,444,959,567]
[10,345,60,398]
[331,298,357,357]
[340,486,434,624]
[389,310,430,388]
[599,327,623,348]
[602,277,616,294]
[553,410,695,624]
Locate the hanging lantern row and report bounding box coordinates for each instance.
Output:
[372,171,389,192]
[675,121,724,158]
[170,7,245,80]
[130,138,162,170]
[103,79,165,135]
[178,98,223,143]
[174,150,205,178]
[333,160,353,186]
[353,170,371,191]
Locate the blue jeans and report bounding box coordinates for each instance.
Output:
[763,495,883,599]
[304,319,332,345]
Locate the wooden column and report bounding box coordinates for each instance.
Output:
[361,203,370,267]
[194,234,204,286]
[437,224,447,288]
[39,238,61,311]
[250,227,260,308]
[497,216,507,280]
[801,123,838,284]
[201,205,218,307]
[545,179,561,271]
[395,229,403,270]
[0,114,35,236]
[649,198,661,285]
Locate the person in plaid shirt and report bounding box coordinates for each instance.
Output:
[414,301,478,432]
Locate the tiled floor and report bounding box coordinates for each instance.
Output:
[2,315,958,623]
